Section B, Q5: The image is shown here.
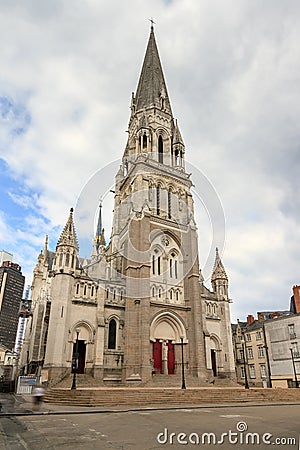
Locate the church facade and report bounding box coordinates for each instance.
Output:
[21,27,235,386]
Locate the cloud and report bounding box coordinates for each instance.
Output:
[0,0,299,320]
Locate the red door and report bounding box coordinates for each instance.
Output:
[153,340,162,374]
[167,341,175,374]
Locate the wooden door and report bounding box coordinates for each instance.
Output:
[153,340,162,374]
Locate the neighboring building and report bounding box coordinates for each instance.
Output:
[0,259,25,350]
[15,287,32,356]
[232,316,269,387]
[265,313,300,388]
[0,251,12,266]
[0,343,18,383]
[21,26,236,386]
[290,285,300,314]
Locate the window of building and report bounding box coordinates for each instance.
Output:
[247,347,253,359]
[156,187,160,215]
[113,289,116,300]
[152,255,155,275]
[170,290,173,300]
[249,365,256,379]
[239,349,244,360]
[241,367,245,379]
[143,133,147,149]
[169,258,173,278]
[158,256,161,275]
[108,319,117,349]
[91,286,94,297]
[260,365,266,378]
[158,136,163,163]
[246,334,251,342]
[289,324,296,339]
[291,342,299,357]
[168,190,171,219]
[65,252,70,266]
[258,346,264,358]
[152,287,155,297]
[158,288,162,298]
[106,288,109,299]
[76,284,80,295]
[59,253,63,266]
[176,291,179,301]
[83,284,87,296]
[256,331,262,340]
[258,345,265,358]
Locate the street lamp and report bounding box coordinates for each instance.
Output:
[71,328,80,390]
[180,336,186,390]
[290,347,299,388]
[241,339,249,389]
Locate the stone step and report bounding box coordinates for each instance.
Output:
[43,387,300,407]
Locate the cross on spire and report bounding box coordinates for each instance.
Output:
[149,17,155,30]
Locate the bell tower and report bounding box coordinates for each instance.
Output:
[109,25,208,383]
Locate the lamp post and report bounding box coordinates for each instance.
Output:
[290,347,299,388]
[180,336,186,390]
[71,328,80,390]
[241,339,249,389]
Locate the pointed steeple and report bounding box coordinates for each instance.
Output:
[54,208,78,272]
[133,26,172,115]
[173,119,184,146]
[93,201,106,255]
[211,248,229,300]
[57,208,79,251]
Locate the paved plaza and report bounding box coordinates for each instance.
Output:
[0,394,299,449]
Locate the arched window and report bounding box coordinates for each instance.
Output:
[83,284,87,296]
[156,186,160,215]
[170,290,173,300]
[158,256,161,275]
[169,259,173,278]
[106,288,109,299]
[158,136,163,163]
[113,289,116,300]
[76,284,80,295]
[59,253,63,266]
[91,286,94,297]
[65,252,70,266]
[152,287,155,297]
[175,260,178,279]
[168,190,171,219]
[143,134,147,149]
[120,291,123,302]
[108,319,117,349]
[158,288,162,298]
[152,255,155,275]
[176,291,179,301]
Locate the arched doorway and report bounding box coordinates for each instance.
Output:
[73,340,86,374]
[150,312,186,375]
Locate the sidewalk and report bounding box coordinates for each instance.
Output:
[1,392,300,417]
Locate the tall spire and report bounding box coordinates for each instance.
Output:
[57,208,79,251]
[94,201,106,253]
[133,27,172,115]
[211,248,228,282]
[211,248,229,300]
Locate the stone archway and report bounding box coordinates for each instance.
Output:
[150,312,187,375]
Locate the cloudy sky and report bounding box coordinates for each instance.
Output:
[0,0,299,322]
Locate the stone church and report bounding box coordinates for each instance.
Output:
[21,26,235,386]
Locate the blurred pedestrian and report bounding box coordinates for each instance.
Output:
[32,385,45,411]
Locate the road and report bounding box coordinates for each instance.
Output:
[0,404,299,449]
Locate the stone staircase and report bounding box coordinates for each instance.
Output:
[43,387,300,407]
